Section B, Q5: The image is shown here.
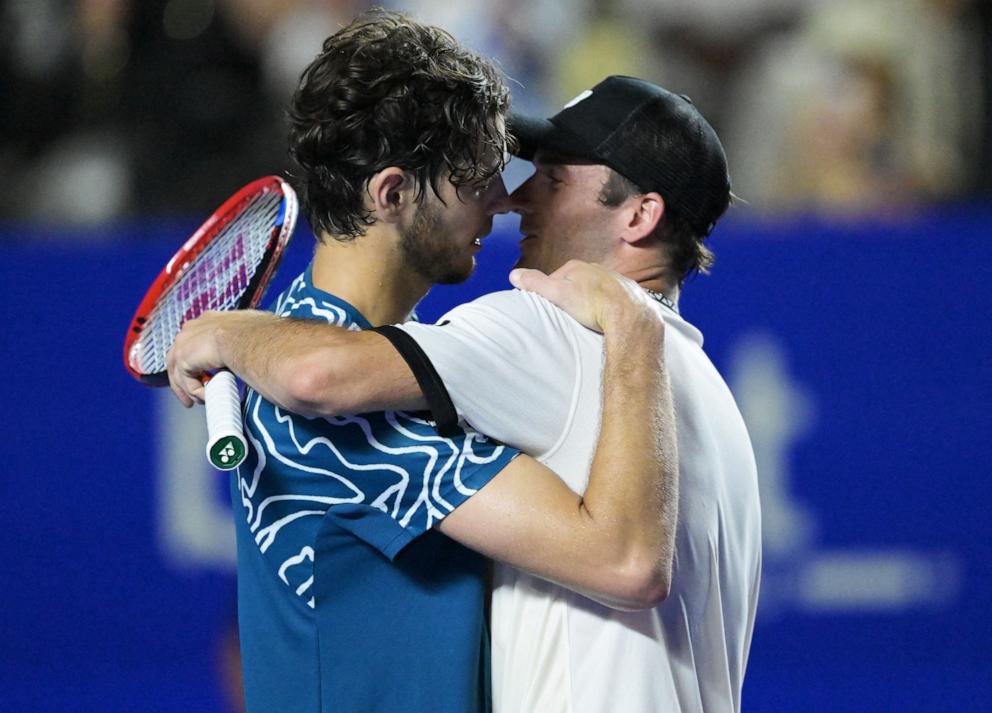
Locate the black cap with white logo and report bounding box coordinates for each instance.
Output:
[509,75,731,237]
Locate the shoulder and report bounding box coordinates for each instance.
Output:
[438,288,581,340]
[447,288,558,316]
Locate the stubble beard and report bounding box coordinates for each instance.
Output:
[400,202,474,285]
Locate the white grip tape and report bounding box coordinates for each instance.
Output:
[204,370,247,470]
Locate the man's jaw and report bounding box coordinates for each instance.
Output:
[518,219,538,243]
[513,236,538,271]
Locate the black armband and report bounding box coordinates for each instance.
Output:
[369,325,460,437]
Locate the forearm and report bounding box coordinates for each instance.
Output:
[179,311,426,416]
[212,313,347,416]
[578,305,677,604]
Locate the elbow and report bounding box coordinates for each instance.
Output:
[611,556,672,611]
[280,353,347,417]
[641,570,672,608]
[629,571,672,611]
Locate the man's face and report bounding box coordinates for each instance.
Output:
[400,173,508,285]
[508,152,621,274]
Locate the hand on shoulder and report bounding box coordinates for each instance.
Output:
[509,260,663,336]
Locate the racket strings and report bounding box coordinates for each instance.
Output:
[135,191,283,373]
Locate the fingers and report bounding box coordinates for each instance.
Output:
[547,259,591,281]
[167,345,206,406]
[509,267,548,292]
[510,261,595,298]
[511,265,601,330]
[171,370,207,406]
[188,382,206,403]
[170,375,194,408]
[166,314,220,407]
[509,268,569,305]
[510,260,659,334]
[166,346,187,406]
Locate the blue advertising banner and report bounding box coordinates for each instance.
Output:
[1,205,989,712]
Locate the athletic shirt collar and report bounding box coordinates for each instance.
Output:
[302,263,374,329]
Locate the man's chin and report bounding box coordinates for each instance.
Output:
[513,253,534,271]
[513,253,559,274]
[433,256,476,285]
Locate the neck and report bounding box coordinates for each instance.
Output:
[601,239,679,305]
[633,271,679,309]
[609,251,680,308]
[310,229,432,326]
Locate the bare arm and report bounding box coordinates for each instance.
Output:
[438,262,678,609]
[167,311,426,416]
[167,262,678,609]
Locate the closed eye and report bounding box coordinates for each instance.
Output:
[459,178,494,201]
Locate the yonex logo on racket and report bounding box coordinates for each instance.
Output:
[209,434,247,470]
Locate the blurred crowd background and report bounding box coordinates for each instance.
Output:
[1,0,990,227]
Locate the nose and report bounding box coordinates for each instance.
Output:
[487,175,510,216]
[503,173,535,215]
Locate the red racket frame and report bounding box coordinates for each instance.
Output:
[123,175,296,386]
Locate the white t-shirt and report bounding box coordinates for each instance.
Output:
[399,289,762,713]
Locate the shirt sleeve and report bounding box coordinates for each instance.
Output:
[395,289,582,460]
[312,410,520,560]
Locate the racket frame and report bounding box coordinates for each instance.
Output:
[123,175,297,386]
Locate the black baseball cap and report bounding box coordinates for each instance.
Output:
[509,75,731,236]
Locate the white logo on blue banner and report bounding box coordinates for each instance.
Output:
[729,332,961,617]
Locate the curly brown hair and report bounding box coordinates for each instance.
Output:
[288,9,511,241]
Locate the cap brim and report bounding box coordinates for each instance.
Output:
[508,113,553,161]
[508,112,600,163]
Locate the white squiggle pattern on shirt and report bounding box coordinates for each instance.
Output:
[236,272,506,607]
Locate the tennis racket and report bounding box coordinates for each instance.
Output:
[124,175,298,470]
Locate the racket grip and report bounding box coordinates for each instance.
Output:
[204,370,248,470]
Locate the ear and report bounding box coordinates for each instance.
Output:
[367,167,414,225]
[620,192,665,245]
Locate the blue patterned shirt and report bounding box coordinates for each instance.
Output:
[232,265,518,712]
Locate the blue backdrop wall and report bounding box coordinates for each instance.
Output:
[1,206,989,712]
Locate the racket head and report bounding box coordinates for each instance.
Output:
[124,175,298,386]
